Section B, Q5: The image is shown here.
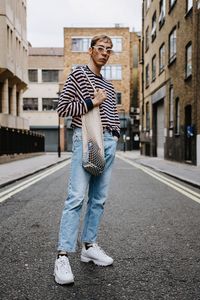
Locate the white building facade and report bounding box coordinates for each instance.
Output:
[0,0,28,129]
[22,47,64,151]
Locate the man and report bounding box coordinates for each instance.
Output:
[54,35,120,285]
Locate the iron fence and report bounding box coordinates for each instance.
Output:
[0,126,45,155]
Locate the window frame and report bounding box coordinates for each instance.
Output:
[159,0,166,29]
[101,64,122,80]
[42,70,59,82]
[151,11,157,42]
[28,69,38,82]
[146,0,151,13]
[146,102,150,131]
[169,0,177,12]
[185,42,192,79]
[159,43,165,74]
[112,38,122,52]
[175,97,180,135]
[152,54,157,82]
[116,92,122,105]
[42,98,59,111]
[145,64,150,88]
[169,85,174,129]
[169,27,177,65]
[23,98,38,111]
[186,0,193,13]
[71,37,91,52]
[145,26,150,52]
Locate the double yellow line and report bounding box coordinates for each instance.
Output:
[117,154,200,205]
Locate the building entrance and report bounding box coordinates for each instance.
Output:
[156,101,165,158]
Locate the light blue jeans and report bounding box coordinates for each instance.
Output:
[57,128,117,252]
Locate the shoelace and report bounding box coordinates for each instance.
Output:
[90,244,107,256]
[58,256,71,272]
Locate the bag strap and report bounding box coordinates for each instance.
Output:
[81,67,96,92]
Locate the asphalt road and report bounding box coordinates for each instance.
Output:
[0,157,200,300]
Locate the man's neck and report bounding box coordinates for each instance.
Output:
[87,61,101,76]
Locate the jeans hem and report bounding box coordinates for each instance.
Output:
[57,248,76,253]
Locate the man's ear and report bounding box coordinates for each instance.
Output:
[88,47,93,55]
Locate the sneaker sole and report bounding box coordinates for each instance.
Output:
[54,272,74,285]
[80,255,113,266]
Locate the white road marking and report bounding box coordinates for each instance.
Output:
[0,160,71,203]
[116,154,200,205]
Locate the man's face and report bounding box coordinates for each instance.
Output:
[89,39,113,67]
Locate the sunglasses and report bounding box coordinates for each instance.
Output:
[92,45,113,55]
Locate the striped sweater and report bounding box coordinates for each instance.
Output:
[57,65,120,138]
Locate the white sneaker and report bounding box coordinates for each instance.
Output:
[54,255,74,285]
[81,243,113,266]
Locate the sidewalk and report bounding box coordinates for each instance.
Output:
[0,151,199,189]
[118,151,200,188]
[0,152,71,188]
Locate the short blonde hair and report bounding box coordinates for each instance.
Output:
[90,35,113,48]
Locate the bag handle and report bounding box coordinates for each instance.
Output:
[81,67,96,92]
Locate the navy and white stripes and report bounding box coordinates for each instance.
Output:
[57,65,120,138]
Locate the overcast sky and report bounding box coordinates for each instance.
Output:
[27,0,142,47]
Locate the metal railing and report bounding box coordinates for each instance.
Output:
[0,126,45,155]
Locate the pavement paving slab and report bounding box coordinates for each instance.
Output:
[0,152,71,187]
[117,151,200,188]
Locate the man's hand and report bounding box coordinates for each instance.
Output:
[92,89,107,107]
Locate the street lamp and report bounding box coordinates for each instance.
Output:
[57,115,61,158]
[120,109,126,152]
[54,93,61,158]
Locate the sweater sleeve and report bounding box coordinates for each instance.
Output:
[57,73,93,117]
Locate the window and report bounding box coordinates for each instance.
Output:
[42,70,59,82]
[7,25,13,54]
[72,38,91,52]
[23,98,38,111]
[133,45,139,67]
[145,64,150,87]
[145,26,150,51]
[42,98,58,111]
[159,0,166,28]
[169,27,177,64]
[186,0,193,12]
[116,92,122,104]
[152,55,156,81]
[28,69,38,82]
[146,0,151,11]
[72,37,121,52]
[169,0,176,10]
[175,98,180,134]
[101,65,122,80]
[151,11,157,42]
[112,38,122,52]
[146,102,150,130]
[169,85,174,128]
[185,42,192,78]
[159,43,165,73]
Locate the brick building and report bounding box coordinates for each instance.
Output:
[61,26,140,151]
[140,0,200,165]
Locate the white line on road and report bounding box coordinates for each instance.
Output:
[117,155,200,204]
[0,160,71,203]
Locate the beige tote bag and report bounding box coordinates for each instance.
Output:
[81,68,105,176]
